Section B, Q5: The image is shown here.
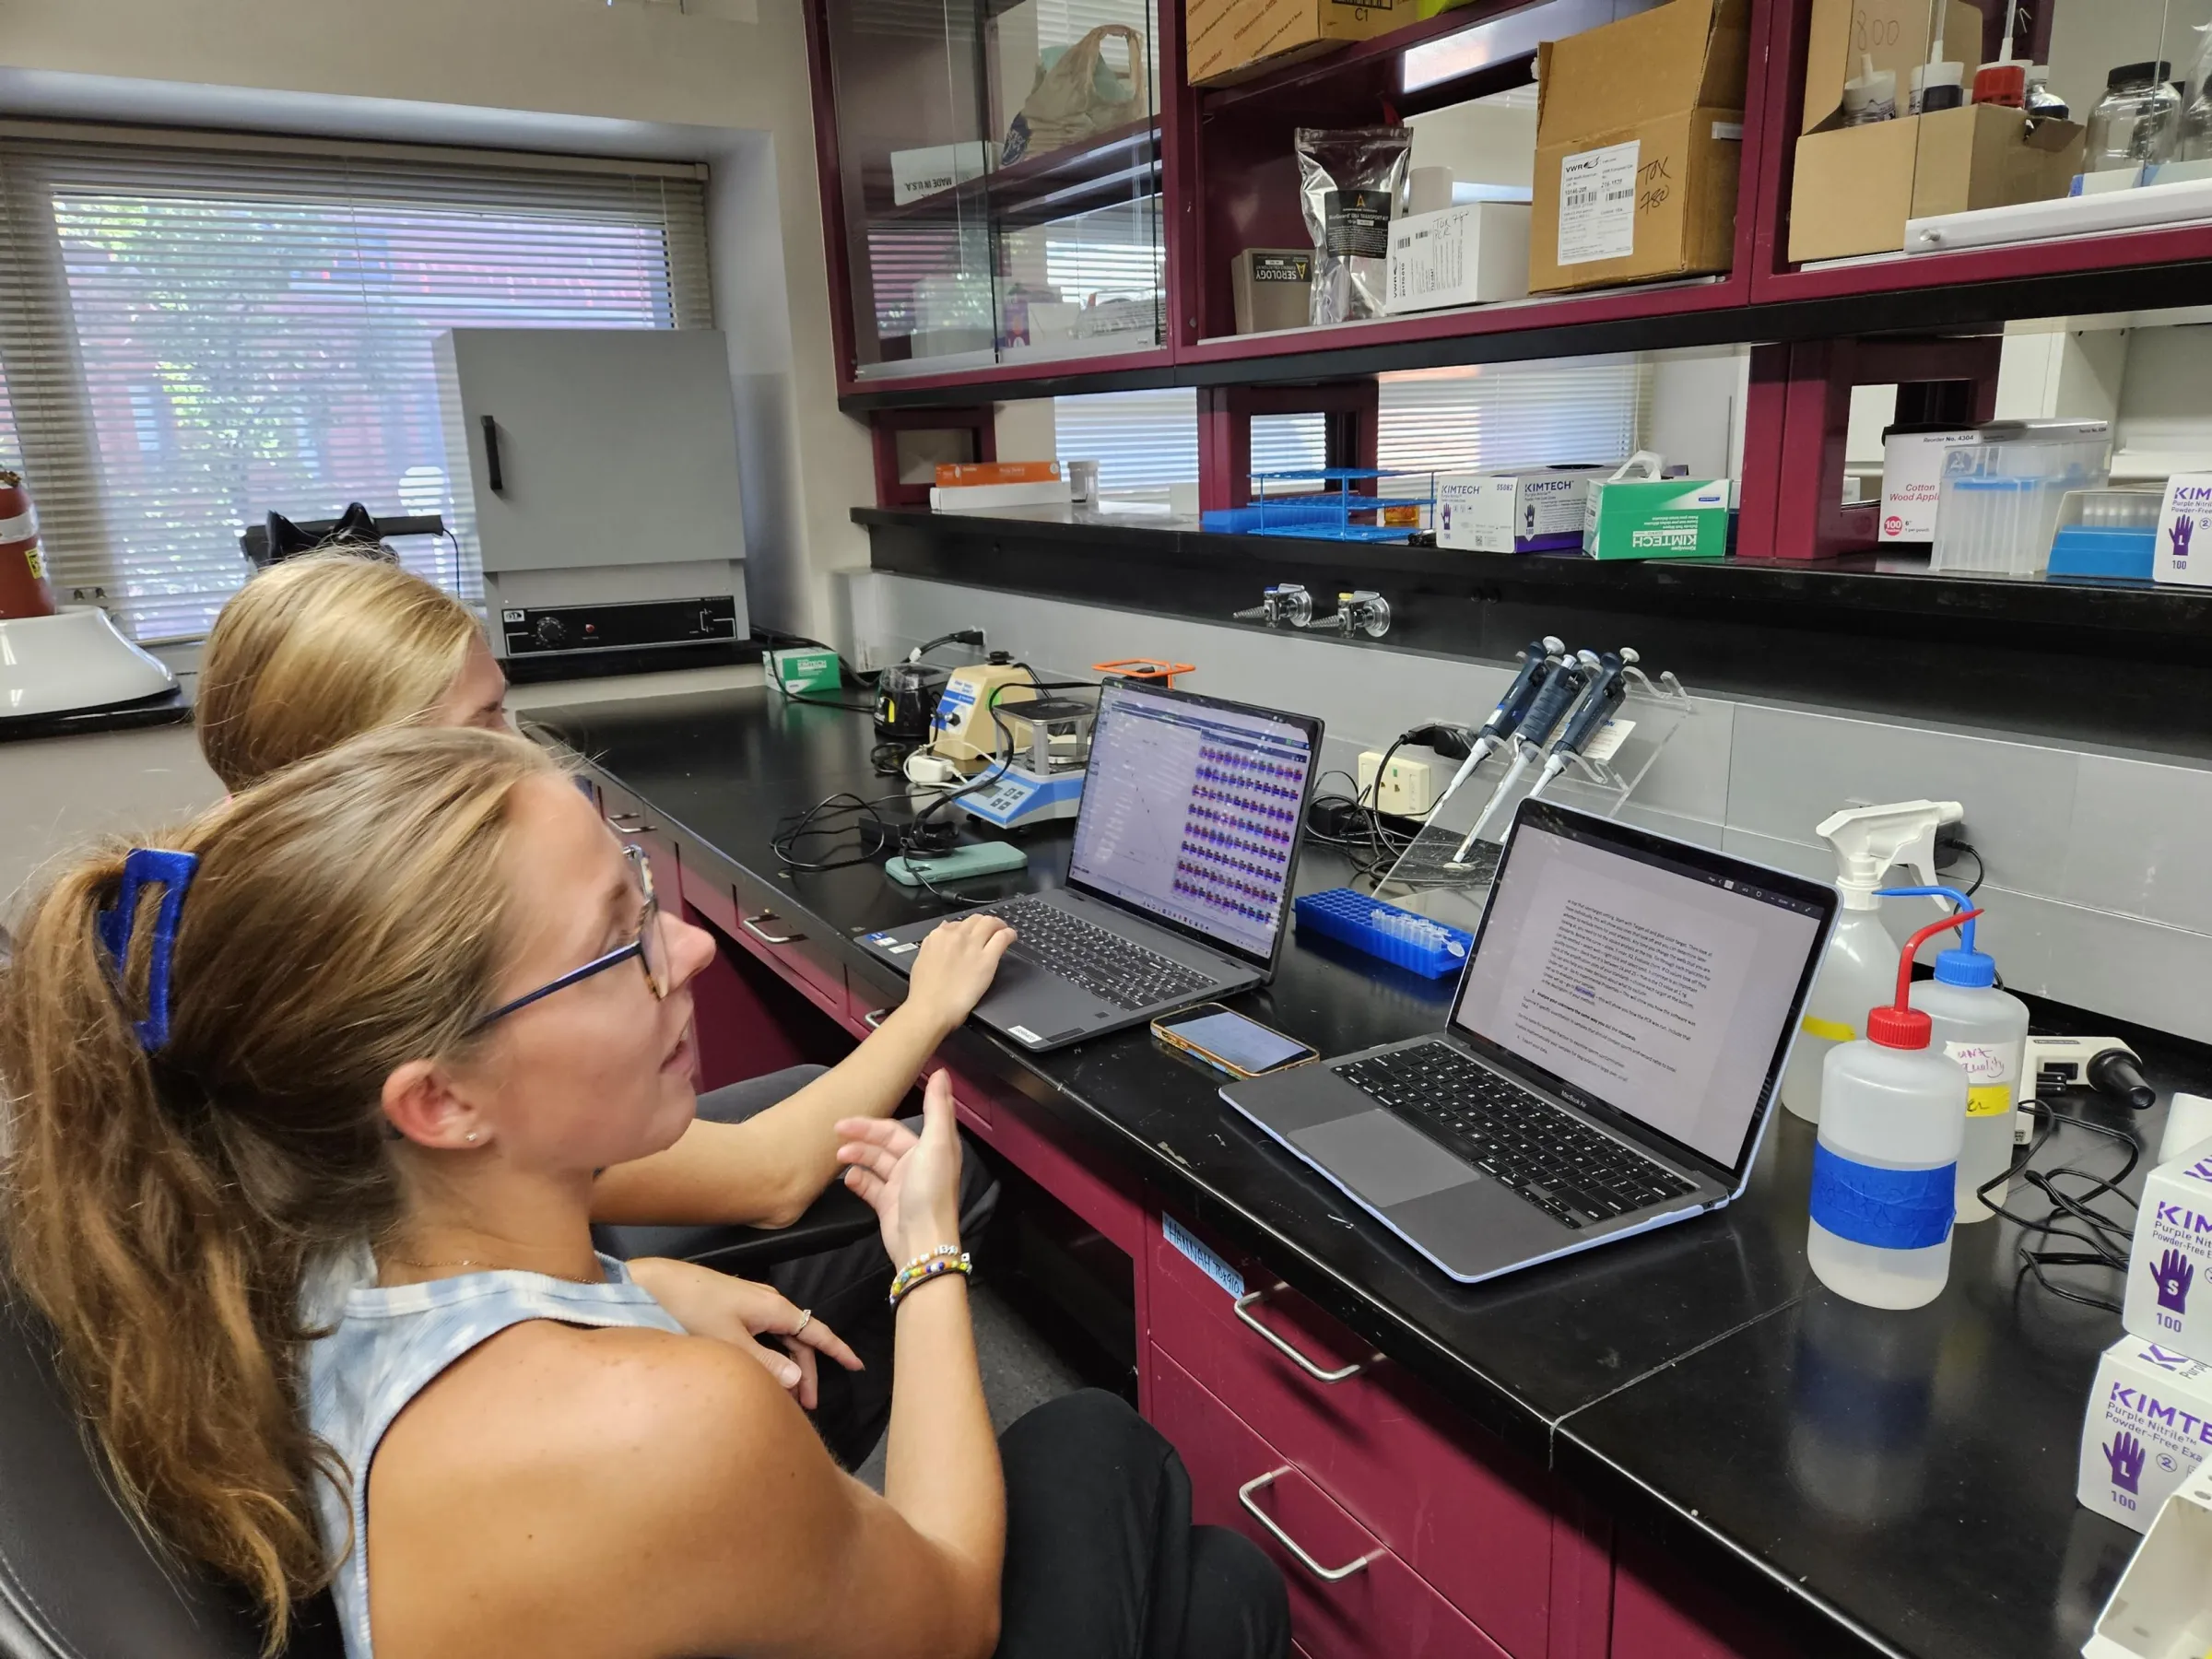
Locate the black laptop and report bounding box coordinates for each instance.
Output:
[1221,798,1837,1284]
[860,679,1323,1052]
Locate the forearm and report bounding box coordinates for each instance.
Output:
[882,1275,1004,1606]
[589,1002,956,1229]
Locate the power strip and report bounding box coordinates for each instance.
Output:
[1357,748,1439,817]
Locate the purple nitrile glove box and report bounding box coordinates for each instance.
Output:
[2078,1334,2212,1534]
[2122,1137,2212,1359]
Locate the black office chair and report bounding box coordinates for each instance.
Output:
[0,1292,343,1659]
[594,1176,880,1273]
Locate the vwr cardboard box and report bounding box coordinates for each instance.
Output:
[1528,0,1748,294]
[1787,0,2081,262]
[1184,0,1408,87]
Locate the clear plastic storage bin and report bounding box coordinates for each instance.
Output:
[1930,420,2111,577]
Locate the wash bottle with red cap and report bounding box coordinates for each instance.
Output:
[1806,909,1980,1310]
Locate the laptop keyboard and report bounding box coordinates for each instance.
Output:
[984,896,1214,1013]
[1335,1041,1699,1230]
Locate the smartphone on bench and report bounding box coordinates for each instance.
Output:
[1151,1005,1316,1081]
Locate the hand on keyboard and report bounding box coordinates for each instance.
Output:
[904,913,1018,1034]
[987,897,1212,1013]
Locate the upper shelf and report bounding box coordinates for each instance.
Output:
[821,0,2212,410]
[864,119,1159,233]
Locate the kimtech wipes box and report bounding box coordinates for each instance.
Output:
[2078,1335,2212,1533]
[1436,466,1606,553]
[1582,475,1730,559]
[2124,1138,2212,1352]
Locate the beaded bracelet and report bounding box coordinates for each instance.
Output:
[888,1245,971,1307]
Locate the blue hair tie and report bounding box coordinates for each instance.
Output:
[95,849,199,1053]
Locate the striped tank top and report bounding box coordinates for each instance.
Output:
[301,1248,686,1658]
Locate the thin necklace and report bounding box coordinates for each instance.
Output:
[383,1254,606,1286]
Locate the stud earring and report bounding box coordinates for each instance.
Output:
[465,1131,479,1143]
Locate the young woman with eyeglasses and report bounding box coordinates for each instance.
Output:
[193,549,1006,1467]
[0,725,1286,1659]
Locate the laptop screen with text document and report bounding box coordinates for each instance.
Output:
[1066,682,1316,967]
[1450,807,1830,1174]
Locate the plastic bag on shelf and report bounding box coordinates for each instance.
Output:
[1295,125,1412,325]
[1003,24,1147,165]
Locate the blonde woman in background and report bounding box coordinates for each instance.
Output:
[195,552,511,792]
[0,725,1285,1659]
[191,552,1002,1467]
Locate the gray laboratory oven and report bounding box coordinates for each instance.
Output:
[435,327,748,662]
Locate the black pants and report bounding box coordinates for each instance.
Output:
[600,1065,999,1469]
[997,1391,1288,1659]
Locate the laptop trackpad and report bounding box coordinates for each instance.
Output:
[1291,1111,1479,1209]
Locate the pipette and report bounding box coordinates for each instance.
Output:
[1429,635,1567,813]
[1524,648,1636,806]
[1450,651,1594,862]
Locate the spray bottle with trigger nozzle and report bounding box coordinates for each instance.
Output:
[1449,650,1594,864]
[1428,637,1567,818]
[1779,800,1964,1124]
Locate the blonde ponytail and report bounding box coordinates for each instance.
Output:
[196,551,482,792]
[0,725,560,1646]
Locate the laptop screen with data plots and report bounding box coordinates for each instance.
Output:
[1066,682,1318,965]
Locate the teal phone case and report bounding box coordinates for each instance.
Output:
[886,841,1030,887]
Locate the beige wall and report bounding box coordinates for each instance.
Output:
[0,0,875,643]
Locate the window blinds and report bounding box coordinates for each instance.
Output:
[0,127,711,641]
[1055,359,1649,497]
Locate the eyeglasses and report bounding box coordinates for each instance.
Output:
[467,844,668,1032]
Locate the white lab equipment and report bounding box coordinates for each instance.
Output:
[435,328,747,664]
[1806,912,1975,1311]
[1883,885,2030,1219]
[1780,800,1963,1124]
[1929,420,2111,577]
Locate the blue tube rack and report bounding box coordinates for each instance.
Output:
[1200,468,1434,542]
[1294,888,1473,979]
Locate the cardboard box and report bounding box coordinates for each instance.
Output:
[1185,0,1410,87]
[1790,107,2084,263]
[1382,203,1532,313]
[1230,248,1315,334]
[2077,1335,2212,1534]
[1582,477,1730,559]
[2124,1138,2212,1352]
[1436,466,1606,553]
[1799,0,1982,135]
[2155,473,2212,587]
[1528,0,1749,294]
[889,141,993,206]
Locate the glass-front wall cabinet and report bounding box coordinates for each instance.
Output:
[821,0,1163,380]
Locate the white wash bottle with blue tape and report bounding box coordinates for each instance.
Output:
[1806,910,1977,1310]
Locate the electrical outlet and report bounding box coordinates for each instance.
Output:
[1357,749,1439,816]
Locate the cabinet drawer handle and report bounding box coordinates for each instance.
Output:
[1233,1287,1364,1383]
[862,1007,891,1030]
[1237,1467,1382,1582]
[741,912,804,946]
[606,812,655,833]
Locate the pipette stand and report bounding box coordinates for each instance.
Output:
[1373,667,1700,935]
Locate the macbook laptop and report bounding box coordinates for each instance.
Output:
[1221,798,1837,1285]
[861,679,1323,1053]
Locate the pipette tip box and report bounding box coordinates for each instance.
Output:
[1295,888,1473,979]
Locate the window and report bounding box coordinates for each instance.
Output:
[0,129,711,640]
[1054,357,1648,498]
